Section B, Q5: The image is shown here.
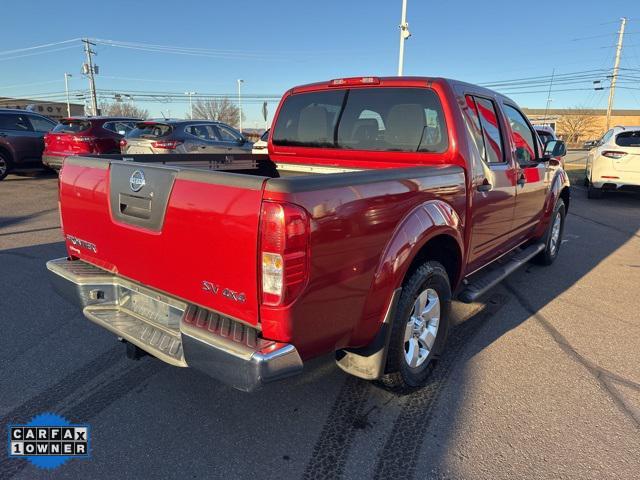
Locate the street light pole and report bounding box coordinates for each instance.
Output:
[237,79,244,133]
[64,73,72,117]
[397,0,411,76]
[185,91,196,119]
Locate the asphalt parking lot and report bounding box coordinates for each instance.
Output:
[1,158,639,479]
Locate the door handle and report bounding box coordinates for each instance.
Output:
[476,178,492,192]
[517,173,526,187]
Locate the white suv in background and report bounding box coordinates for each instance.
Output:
[585,126,640,199]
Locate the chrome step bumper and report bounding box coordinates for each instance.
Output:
[46,258,303,392]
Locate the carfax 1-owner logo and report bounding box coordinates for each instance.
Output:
[7,413,91,470]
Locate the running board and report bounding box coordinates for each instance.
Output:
[458,243,545,303]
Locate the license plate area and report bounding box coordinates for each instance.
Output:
[117,285,183,330]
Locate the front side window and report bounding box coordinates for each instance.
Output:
[272,87,448,153]
[28,115,55,132]
[504,105,537,164]
[216,125,242,143]
[0,114,32,132]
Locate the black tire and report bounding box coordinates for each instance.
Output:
[532,198,565,266]
[0,151,11,181]
[587,185,603,199]
[380,261,451,391]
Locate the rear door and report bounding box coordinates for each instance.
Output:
[59,158,267,325]
[0,113,40,162]
[502,104,548,241]
[463,94,518,272]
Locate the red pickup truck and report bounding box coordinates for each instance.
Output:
[48,77,570,392]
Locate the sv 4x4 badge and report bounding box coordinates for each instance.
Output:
[202,281,246,303]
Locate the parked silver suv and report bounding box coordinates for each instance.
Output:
[121,119,253,155]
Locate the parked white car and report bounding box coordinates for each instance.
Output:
[251,129,269,155]
[585,126,640,198]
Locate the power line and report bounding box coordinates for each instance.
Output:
[0,38,80,56]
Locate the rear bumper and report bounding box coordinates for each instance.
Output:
[46,257,303,392]
[42,155,64,170]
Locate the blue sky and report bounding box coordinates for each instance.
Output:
[1,0,639,126]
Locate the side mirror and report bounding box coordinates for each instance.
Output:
[544,140,566,158]
[237,136,246,145]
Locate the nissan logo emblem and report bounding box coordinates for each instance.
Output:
[129,170,146,192]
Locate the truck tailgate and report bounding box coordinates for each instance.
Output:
[59,157,266,326]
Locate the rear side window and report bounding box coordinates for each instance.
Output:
[28,115,55,132]
[186,124,219,141]
[0,113,32,131]
[504,105,537,164]
[128,123,173,138]
[52,120,91,134]
[272,87,448,153]
[615,131,640,147]
[462,95,504,164]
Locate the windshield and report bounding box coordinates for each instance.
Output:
[52,120,91,134]
[615,131,640,147]
[272,87,448,153]
[128,123,173,139]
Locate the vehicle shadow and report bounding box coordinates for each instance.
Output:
[375,187,640,478]
[2,185,639,479]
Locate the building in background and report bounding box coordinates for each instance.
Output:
[525,108,640,147]
[0,97,84,120]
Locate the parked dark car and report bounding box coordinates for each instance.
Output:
[121,119,253,155]
[43,117,140,171]
[0,108,57,180]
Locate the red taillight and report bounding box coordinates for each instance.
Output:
[72,136,94,143]
[602,150,627,159]
[120,139,127,147]
[151,140,183,149]
[260,201,310,307]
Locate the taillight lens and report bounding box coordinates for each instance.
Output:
[260,201,310,307]
[151,140,183,149]
[602,150,627,159]
[120,139,127,147]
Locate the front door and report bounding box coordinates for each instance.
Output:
[502,104,548,242]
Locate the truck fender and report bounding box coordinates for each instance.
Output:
[534,169,571,239]
[335,199,463,380]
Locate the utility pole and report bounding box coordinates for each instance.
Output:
[543,68,554,126]
[397,0,411,76]
[185,91,196,119]
[237,79,244,133]
[64,73,72,117]
[606,17,626,130]
[82,38,99,116]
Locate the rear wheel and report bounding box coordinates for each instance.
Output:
[0,152,11,180]
[380,261,451,391]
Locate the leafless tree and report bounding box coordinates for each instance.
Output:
[192,98,242,127]
[556,108,602,145]
[99,101,148,119]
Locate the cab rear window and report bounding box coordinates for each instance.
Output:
[52,120,91,133]
[128,123,173,138]
[272,87,448,153]
[615,131,640,147]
